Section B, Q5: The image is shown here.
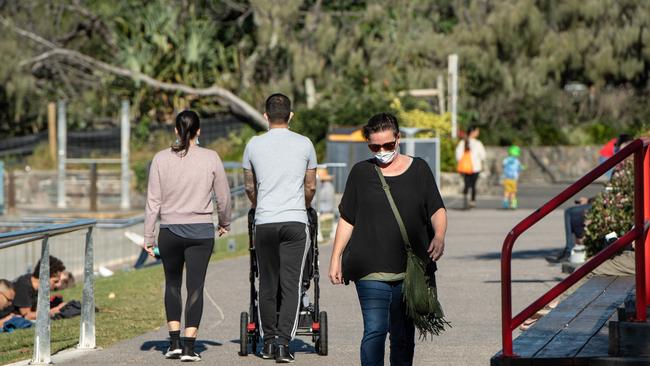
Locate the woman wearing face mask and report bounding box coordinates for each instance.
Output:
[328,113,448,366]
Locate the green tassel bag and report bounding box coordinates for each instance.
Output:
[375,165,450,338]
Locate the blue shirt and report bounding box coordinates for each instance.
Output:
[503,156,522,180]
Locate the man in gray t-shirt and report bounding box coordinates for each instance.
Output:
[242,93,317,362]
[242,129,317,225]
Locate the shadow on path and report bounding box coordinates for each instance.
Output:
[229,338,316,356]
[482,278,564,284]
[470,248,561,261]
[140,339,222,355]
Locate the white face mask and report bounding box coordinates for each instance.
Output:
[375,148,398,164]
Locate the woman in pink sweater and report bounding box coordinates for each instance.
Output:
[144,110,231,362]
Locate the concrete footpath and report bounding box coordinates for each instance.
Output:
[37,204,573,366]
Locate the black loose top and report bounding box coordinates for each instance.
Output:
[340,157,445,282]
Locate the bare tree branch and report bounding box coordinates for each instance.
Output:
[237,8,253,26]
[1,14,268,130]
[2,15,59,49]
[222,0,248,13]
[306,0,323,33]
[56,23,86,45]
[21,50,61,66]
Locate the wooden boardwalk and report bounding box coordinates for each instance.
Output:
[491,276,635,366]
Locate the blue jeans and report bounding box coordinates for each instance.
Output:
[600,156,614,180]
[563,204,591,252]
[355,280,415,366]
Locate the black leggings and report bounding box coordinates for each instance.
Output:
[158,228,214,328]
[462,173,479,201]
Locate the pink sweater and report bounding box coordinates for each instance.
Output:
[144,145,232,243]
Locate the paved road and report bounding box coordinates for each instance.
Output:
[445,182,605,211]
[48,204,570,366]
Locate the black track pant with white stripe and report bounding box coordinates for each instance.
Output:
[255,222,310,346]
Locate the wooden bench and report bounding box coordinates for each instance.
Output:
[491,275,636,366]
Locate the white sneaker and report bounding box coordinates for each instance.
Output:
[165,347,182,359]
[181,351,201,362]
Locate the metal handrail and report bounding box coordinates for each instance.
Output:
[1,185,247,231]
[0,219,97,365]
[499,138,650,357]
[1,216,144,230]
[0,219,95,244]
[65,158,122,164]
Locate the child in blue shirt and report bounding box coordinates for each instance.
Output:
[502,145,523,209]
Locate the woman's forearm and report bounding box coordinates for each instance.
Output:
[332,218,354,259]
[431,208,448,239]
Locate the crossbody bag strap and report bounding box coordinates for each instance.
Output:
[374,165,413,252]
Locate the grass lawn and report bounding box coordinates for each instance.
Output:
[0,233,249,366]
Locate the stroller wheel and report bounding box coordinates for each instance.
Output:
[239,312,249,356]
[315,311,328,356]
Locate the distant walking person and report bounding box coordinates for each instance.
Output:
[455,126,486,209]
[329,113,448,366]
[243,93,317,363]
[144,110,231,362]
[502,145,523,209]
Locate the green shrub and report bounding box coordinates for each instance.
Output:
[440,137,457,172]
[25,143,55,170]
[291,91,393,162]
[585,123,617,145]
[207,125,258,162]
[583,159,634,257]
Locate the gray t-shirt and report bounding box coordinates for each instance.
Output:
[242,128,317,225]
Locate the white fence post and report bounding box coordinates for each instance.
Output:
[120,101,131,210]
[448,54,458,139]
[57,100,67,208]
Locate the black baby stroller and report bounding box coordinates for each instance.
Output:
[239,207,328,356]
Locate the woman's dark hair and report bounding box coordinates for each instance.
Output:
[171,110,200,156]
[33,255,66,279]
[362,113,400,140]
[464,125,478,151]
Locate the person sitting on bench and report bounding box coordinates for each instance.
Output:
[546,197,593,263]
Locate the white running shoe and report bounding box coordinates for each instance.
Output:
[181,350,201,362]
[164,347,182,359]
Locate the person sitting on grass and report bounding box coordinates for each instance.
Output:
[12,256,67,320]
[0,279,18,327]
[53,271,76,291]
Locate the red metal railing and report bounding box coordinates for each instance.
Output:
[500,138,650,357]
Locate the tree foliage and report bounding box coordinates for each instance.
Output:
[1,0,650,149]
